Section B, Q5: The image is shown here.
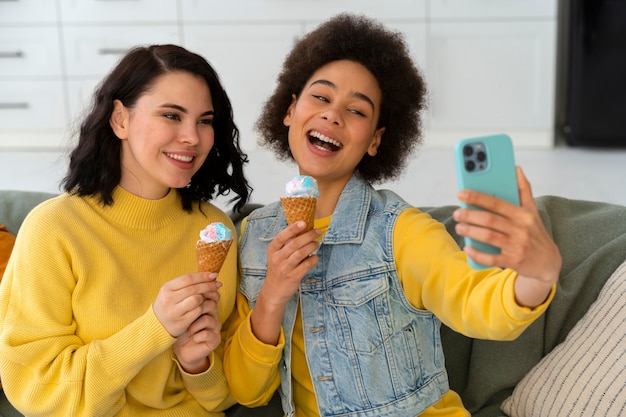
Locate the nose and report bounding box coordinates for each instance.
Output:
[321,106,342,126]
[180,122,201,145]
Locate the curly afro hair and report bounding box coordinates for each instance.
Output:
[256,13,428,184]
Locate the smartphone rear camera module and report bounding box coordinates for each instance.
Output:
[463,142,488,173]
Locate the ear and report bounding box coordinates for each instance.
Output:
[109,99,129,140]
[283,94,297,127]
[367,127,385,156]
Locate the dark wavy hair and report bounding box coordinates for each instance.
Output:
[62,44,251,212]
[256,14,428,184]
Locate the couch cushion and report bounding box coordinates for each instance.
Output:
[501,259,626,417]
[0,190,57,234]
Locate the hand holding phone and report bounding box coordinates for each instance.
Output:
[454,134,520,269]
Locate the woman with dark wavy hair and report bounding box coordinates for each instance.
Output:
[225,14,561,417]
[0,44,250,416]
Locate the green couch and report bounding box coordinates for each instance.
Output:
[1,189,626,416]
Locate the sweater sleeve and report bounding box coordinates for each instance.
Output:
[174,349,236,412]
[394,208,554,340]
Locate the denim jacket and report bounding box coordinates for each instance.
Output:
[239,174,449,417]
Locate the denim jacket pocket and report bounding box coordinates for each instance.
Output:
[326,271,390,353]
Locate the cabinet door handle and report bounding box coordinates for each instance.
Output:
[98,48,129,55]
[0,51,24,58]
[0,103,30,110]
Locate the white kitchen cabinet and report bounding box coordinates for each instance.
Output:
[180,0,426,21]
[62,24,181,120]
[0,0,58,24]
[0,81,68,148]
[0,27,63,78]
[63,26,181,78]
[0,0,558,150]
[58,0,178,23]
[0,1,66,148]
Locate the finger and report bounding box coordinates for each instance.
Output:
[463,245,501,268]
[175,293,207,319]
[516,166,537,210]
[459,189,521,217]
[187,313,219,334]
[201,288,221,303]
[268,239,320,278]
[453,204,514,239]
[163,272,220,296]
[269,221,308,251]
[180,279,223,303]
[456,217,509,247]
[193,329,221,351]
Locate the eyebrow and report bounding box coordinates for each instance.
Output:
[309,79,376,111]
[160,103,214,117]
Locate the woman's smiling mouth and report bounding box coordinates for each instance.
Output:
[165,152,194,163]
[308,130,342,152]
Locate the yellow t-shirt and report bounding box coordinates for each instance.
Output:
[225,207,554,416]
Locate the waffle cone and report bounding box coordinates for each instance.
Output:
[196,239,233,273]
[280,196,316,232]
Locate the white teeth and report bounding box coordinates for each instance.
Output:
[310,131,341,148]
[166,153,193,162]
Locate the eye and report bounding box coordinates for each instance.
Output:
[163,112,181,121]
[348,108,366,117]
[198,117,214,126]
[312,94,329,103]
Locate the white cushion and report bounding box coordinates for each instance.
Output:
[501,260,626,417]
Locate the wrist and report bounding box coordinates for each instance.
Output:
[179,356,211,374]
[514,274,555,308]
[250,291,287,345]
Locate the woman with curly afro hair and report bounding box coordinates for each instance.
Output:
[225,13,561,417]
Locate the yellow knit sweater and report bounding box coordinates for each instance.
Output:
[0,187,237,416]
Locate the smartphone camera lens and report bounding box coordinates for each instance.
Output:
[462,142,489,173]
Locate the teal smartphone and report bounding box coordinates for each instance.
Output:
[454,134,520,269]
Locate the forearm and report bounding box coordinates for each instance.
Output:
[250,289,288,345]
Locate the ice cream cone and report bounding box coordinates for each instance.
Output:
[196,239,233,273]
[280,196,316,232]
